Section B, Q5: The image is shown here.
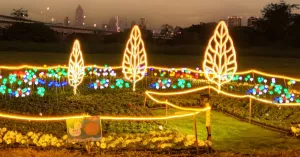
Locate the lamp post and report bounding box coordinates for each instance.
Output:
[41,7,50,23]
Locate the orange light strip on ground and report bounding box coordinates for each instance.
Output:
[100,112,199,120]
[149,66,200,73]
[146,86,300,106]
[145,93,211,112]
[235,69,300,82]
[0,113,91,121]
[0,65,122,70]
[0,64,299,81]
[0,111,200,121]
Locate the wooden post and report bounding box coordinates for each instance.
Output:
[86,141,91,154]
[249,97,252,123]
[193,114,198,151]
[165,99,168,124]
[100,118,103,138]
[144,94,147,107]
[205,103,211,138]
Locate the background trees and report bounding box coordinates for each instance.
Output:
[10,8,28,19]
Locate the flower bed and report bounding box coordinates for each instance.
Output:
[0,128,211,152]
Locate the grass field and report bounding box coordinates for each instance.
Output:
[0,148,300,157]
[153,109,300,153]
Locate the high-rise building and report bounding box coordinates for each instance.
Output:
[107,16,128,32]
[119,17,128,32]
[228,16,242,27]
[139,18,146,29]
[108,17,118,32]
[247,17,258,27]
[64,17,69,26]
[75,5,84,27]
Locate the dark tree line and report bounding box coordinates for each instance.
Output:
[157,0,300,48]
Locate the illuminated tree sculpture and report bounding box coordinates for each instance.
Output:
[68,40,85,95]
[203,21,237,91]
[122,25,148,91]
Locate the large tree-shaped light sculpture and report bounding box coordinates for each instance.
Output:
[68,40,85,95]
[203,21,237,91]
[122,25,148,91]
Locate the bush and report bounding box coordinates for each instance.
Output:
[1,23,58,42]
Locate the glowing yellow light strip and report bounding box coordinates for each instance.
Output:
[146,86,300,106]
[0,64,299,82]
[149,66,200,73]
[0,113,90,121]
[0,111,201,121]
[235,69,300,81]
[145,93,211,112]
[100,112,199,120]
[0,65,122,70]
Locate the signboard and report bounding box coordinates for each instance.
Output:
[66,116,101,142]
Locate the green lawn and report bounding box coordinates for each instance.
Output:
[153,109,300,153]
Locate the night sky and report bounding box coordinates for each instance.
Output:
[0,0,299,28]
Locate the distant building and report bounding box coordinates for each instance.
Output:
[64,17,69,26]
[139,18,146,29]
[118,17,128,32]
[247,16,259,27]
[75,5,84,27]
[228,16,242,27]
[131,21,136,28]
[108,16,121,32]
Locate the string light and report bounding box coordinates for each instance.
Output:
[0,109,202,121]
[122,25,148,91]
[1,64,300,84]
[146,86,300,106]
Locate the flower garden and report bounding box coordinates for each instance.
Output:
[0,21,300,154]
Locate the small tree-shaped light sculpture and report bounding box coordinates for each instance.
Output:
[68,40,85,95]
[203,21,237,92]
[122,25,148,91]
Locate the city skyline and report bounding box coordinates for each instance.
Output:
[0,0,299,29]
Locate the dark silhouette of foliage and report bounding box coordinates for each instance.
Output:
[1,23,58,42]
[160,24,174,36]
[256,0,299,42]
[284,15,300,47]
[11,8,28,19]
